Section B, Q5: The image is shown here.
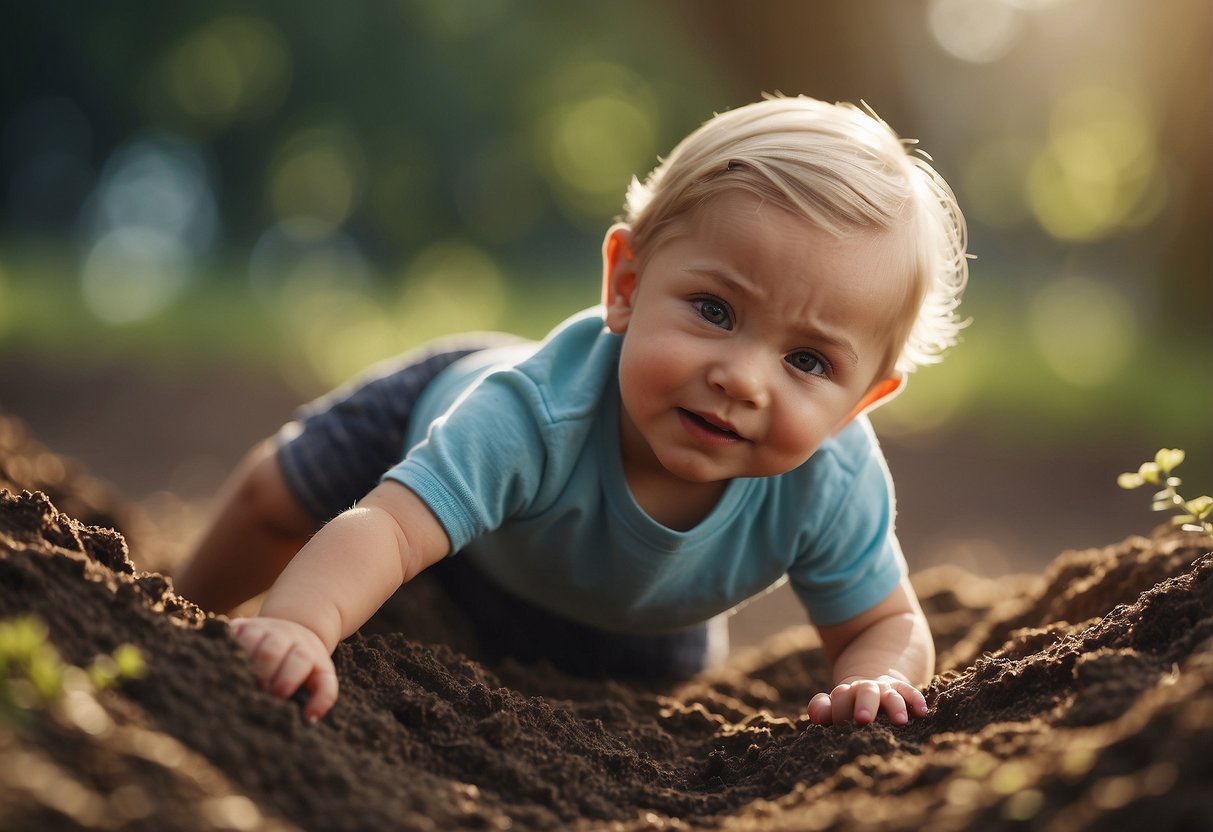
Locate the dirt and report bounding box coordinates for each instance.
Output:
[3,409,1213,831]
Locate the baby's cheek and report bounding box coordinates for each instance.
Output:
[768,410,829,465]
[622,336,691,394]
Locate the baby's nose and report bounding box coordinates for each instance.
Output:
[708,353,769,407]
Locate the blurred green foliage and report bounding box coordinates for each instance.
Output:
[0,614,145,726]
[1,1,1209,460]
[1118,449,1213,535]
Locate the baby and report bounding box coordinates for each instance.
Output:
[176,95,969,726]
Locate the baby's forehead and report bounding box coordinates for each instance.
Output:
[683,193,921,318]
[686,191,919,280]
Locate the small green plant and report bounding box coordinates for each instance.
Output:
[0,614,146,724]
[1118,448,1213,535]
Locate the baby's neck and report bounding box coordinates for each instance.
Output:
[625,470,728,532]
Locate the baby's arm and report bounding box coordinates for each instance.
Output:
[230,480,450,721]
[175,440,320,614]
[807,575,934,726]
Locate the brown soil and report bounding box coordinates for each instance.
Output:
[3,410,1213,831]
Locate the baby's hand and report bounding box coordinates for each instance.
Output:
[230,617,338,723]
[807,675,928,727]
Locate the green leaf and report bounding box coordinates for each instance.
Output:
[2,617,48,662]
[1155,448,1186,474]
[111,645,146,680]
[1138,462,1161,485]
[27,651,64,701]
[1118,472,1145,489]
[88,654,119,689]
[1185,496,1213,520]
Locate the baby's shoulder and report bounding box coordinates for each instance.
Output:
[511,309,620,423]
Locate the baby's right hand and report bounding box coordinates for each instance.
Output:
[230,616,338,722]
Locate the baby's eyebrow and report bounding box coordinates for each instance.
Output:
[688,266,759,297]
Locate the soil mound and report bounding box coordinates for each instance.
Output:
[2,412,1212,831]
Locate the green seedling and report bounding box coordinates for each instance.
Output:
[1118,448,1213,536]
[0,615,146,724]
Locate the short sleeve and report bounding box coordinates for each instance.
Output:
[381,370,547,553]
[276,345,481,523]
[788,434,907,626]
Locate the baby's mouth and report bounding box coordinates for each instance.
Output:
[679,408,741,440]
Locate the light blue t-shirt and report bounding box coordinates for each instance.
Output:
[383,307,905,634]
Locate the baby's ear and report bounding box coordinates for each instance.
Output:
[602,224,638,334]
[836,374,904,432]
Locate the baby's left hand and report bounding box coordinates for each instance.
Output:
[807,675,928,726]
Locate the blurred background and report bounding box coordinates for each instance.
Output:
[1,1,1209,620]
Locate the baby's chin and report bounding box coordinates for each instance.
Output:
[657,456,807,484]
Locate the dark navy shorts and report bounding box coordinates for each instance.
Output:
[275,336,726,680]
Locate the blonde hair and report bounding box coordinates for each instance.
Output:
[623,95,969,374]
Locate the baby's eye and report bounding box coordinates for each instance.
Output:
[786,350,828,376]
[695,299,731,328]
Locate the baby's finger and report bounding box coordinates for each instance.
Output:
[303,666,339,723]
[246,631,289,686]
[880,687,910,726]
[266,646,314,699]
[891,680,929,718]
[229,618,262,652]
[828,684,857,725]
[850,681,882,724]
[807,692,833,725]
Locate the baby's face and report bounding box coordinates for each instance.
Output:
[607,191,911,484]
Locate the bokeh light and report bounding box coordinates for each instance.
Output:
[534,62,658,224]
[250,219,378,385]
[409,0,513,39]
[76,135,216,324]
[961,138,1035,229]
[927,0,1077,64]
[1027,83,1166,242]
[927,0,1025,64]
[394,239,508,344]
[1028,275,1140,388]
[80,227,190,325]
[248,219,371,301]
[261,237,510,388]
[873,344,981,437]
[269,125,365,233]
[85,136,217,254]
[152,15,291,128]
[275,271,386,389]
